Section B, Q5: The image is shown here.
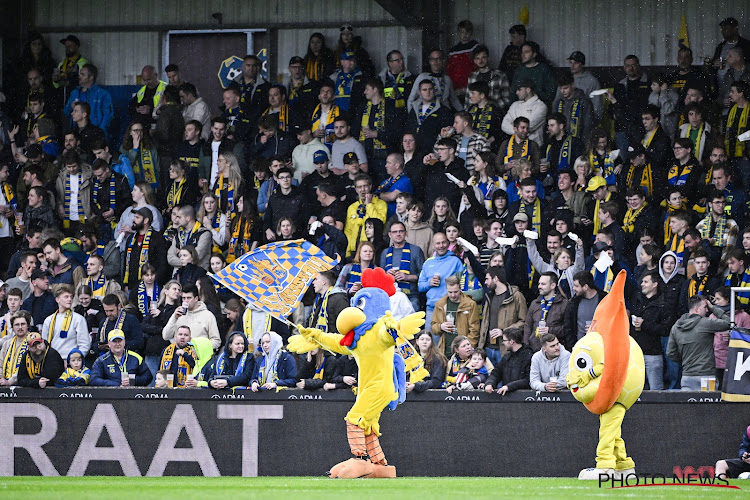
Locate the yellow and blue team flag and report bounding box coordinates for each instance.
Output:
[210,239,339,322]
[678,12,690,49]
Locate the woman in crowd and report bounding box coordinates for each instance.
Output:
[444,222,462,256]
[276,217,296,242]
[197,192,227,253]
[428,197,458,234]
[227,194,262,262]
[296,348,336,391]
[197,276,224,333]
[120,122,160,191]
[468,151,506,213]
[250,331,297,391]
[174,245,206,285]
[573,156,593,192]
[303,32,335,81]
[114,181,163,249]
[203,331,254,389]
[587,129,619,188]
[444,335,475,386]
[408,330,448,393]
[213,151,244,215]
[402,133,426,200]
[128,263,161,321]
[142,280,182,377]
[337,241,376,295]
[209,253,234,304]
[364,217,387,258]
[22,186,56,231]
[161,159,199,216]
[526,236,585,299]
[405,201,433,258]
[634,243,662,284]
[506,158,545,204]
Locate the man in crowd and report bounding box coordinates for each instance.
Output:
[374,153,413,218]
[423,137,470,214]
[498,117,541,174]
[502,80,547,147]
[331,118,368,175]
[90,329,152,387]
[478,266,527,366]
[466,44,510,114]
[629,270,670,390]
[379,50,415,111]
[310,81,342,152]
[510,42,557,105]
[431,275,480,350]
[263,167,310,242]
[91,158,133,239]
[55,149,94,234]
[21,269,55,330]
[97,293,143,355]
[230,54,270,133]
[41,284,89,360]
[466,81,503,147]
[163,284,221,351]
[606,54,650,162]
[438,111,489,173]
[63,63,113,135]
[380,221,424,311]
[167,204,212,270]
[563,271,607,348]
[406,79,453,152]
[544,112,585,178]
[523,271,567,352]
[307,271,349,334]
[408,49,463,113]
[17,331,64,389]
[5,252,37,300]
[483,327,533,395]
[344,173,386,257]
[43,238,82,285]
[551,72,594,141]
[418,232,463,328]
[179,83,211,141]
[128,65,167,128]
[529,333,570,393]
[123,207,168,288]
[557,51,602,120]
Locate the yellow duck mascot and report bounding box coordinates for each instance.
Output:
[566,270,645,480]
[289,267,425,478]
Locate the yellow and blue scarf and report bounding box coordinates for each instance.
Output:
[384,244,412,293]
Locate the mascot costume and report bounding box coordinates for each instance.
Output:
[288,267,425,478]
[566,270,645,479]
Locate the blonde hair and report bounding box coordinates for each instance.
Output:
[217,151,244,192]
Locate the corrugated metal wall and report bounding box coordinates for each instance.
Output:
[453,0,749,67]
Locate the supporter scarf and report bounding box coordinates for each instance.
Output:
[469,176,503,211]
[306,58,324,81]
[688,123,705,159]
[726,268,750,306]
[375,173,403,195]
[359,101,386,151]
[137,281,161,318]
[558,99,582,137]
[0,181,19,231]
[667,234,685,267]
[503,135,530,166]
[47,310,72,342]
[384,72,408,108]
[229,217,254,261]
[261,105,290,131]
[209,211,222,253]
[519,198,542,234]
[214,176,235,214]
[25,344,49,379]
[101,310,126,344]
[622,202,647,234]
[662,200,685,245]
[592,266,615,293]
[700,213,728,247]
[311,104,340,148]
[726,104,750,158]
[288,81,303,105]
[26,112,46,139]
[133,148,158,189]
[625,163,653,197]
[114,351,129,378]
[93,175,116,212]
[461,268,481,292]
[346,263,374,289]
[470,103,493,138]
[258,349,282,386]
[536,293,556,337]
[309,288,335,332]
[384,244,411,293]
[160,343,195,387]
[546,136,574,170]
[642,128,658,148]
[243,309,272,343]
[589,151,615,186]
[63,173,86,229]
[166,177,185,209]
[444,355,466,385]
[178,221,202,247]
[3,336,27,379]
[688,275,709,298]
[429,73,445,100]
[416,101,436,131]
[84,273,107,298]
[335,72,356,109]
[124,228,152,285]
[0,316,7,338]
[60,54,81,80]
[667,161,695,187]
[313,356,327,380]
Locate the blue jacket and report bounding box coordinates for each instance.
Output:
[22,291,58,329]
[418,250,463,309]
[251,350,297,388]
[63,84,114,134]
[90,350,153,386]
[98,312,144,354]
[203,333,254,388]
[739,425,750,459]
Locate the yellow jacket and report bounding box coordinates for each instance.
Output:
[344,197,387,256]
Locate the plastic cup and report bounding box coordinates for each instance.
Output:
[700,377,708,391]
[708,377,716,392]
[187,374,195,381]
[167,374,174,388]
[121,372,129,386]
[128,374,135,386]
[549,376,558,383]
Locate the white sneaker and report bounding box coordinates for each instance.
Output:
[614,468,636,479]
[578,467,616,480]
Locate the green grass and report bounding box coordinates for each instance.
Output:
[0,477,749,500]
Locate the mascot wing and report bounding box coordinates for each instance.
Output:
[397,312,426,341]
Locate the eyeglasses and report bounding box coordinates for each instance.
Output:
[277,176,292,180]
[340,26,353,32]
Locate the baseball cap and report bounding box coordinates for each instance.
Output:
[31,269,51,281]
[343,152,359,164]
[516,78,535,91]
[513,212,529,222]
[133,207,154,221]
[108,329,125,342]
[59,34,81,45]
[585,176,607,192]
[340,51,356,61]
[720,17,739,27]
[289,56,304,66]
[26,332,43,346]
[26,143,43,159]
[313,150,329,163]
[568,51,586,64]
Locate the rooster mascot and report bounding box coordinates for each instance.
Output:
[289,267,425,478]
[566,270,645,479]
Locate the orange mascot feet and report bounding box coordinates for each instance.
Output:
[363,464,397,478]
[328,457,374,478]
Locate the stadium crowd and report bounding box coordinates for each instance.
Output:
[0,16,749,395]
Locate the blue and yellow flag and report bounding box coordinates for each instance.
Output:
[722,328,750,401]
[678,12,690,49]
[210,239,339,321]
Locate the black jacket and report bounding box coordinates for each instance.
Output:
[628,292,670,355]
[330,355,359,390]
[123,228,170,287]
[678,274,722,316]
[17,342,65,388]
[351,98,405,159]
[485,345,533,392]
[92,172,133,220]
[263,185,310,236]
[412,356,446,392]
[660,274,686,329]
[423,157,470,215]
[296,353,336,390]
[405,102,453,152]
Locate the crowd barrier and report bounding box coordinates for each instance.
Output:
[0,388,744,477]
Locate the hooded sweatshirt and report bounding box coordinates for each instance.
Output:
[667,304,731,376]
[529,345,571,392]
[162,301,221,350]
[659,250,685,320]
[418,250,464,309]
[251,331,297,387]
[55,347,90,386]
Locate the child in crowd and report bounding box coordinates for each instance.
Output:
[154,369,169,389]
[55,348,91,387]
[446,348,489,393]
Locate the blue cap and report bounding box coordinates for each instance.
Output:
[313,150,329,163]
[341,51,356,61]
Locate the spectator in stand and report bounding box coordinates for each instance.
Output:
[158,325,196,388]
[529,333,570,393]
[499,24,526,82]
[431,275,480,351]
[303,32,335,82]
[523,271,568,353]
[478,266,527,366]
[437,111,489,174]
[380,221,424,311]
[502,81,547,148]
[179,83,211,141]
[245,114,295,160]
[552,72,594,142]
[406,79,453,152]
[334,25,375,78]
[648,73,680,140]
[250,331,297,391]
[483,327,533,395]
[466,44,510,115]
[380,49,415,112]
[152,85,184,175]
[343,173,386,258]
[202,331,253,389]
[330,118,368,175]
[563,271,607,348]
[629,270,670,390]
[0,311,33,387]
[408,49,463,113]
[21,269,56,330]
[668,295,731,391]
[605,55,650,163]
[418,232,463,329]
[163,284,220,351]
[711,287,750,391]
[405,201,434,259]
[510,42,557,105]
[423,138,470,215]
[16,331,64,389]
[120,121,160,192]
[329,51,365,113]
[466,81,504,149]
[296,348,336,391]
[446,20,479,101]
[63,63,113,136]
[408,330,448,392]
[90,329,152,387]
